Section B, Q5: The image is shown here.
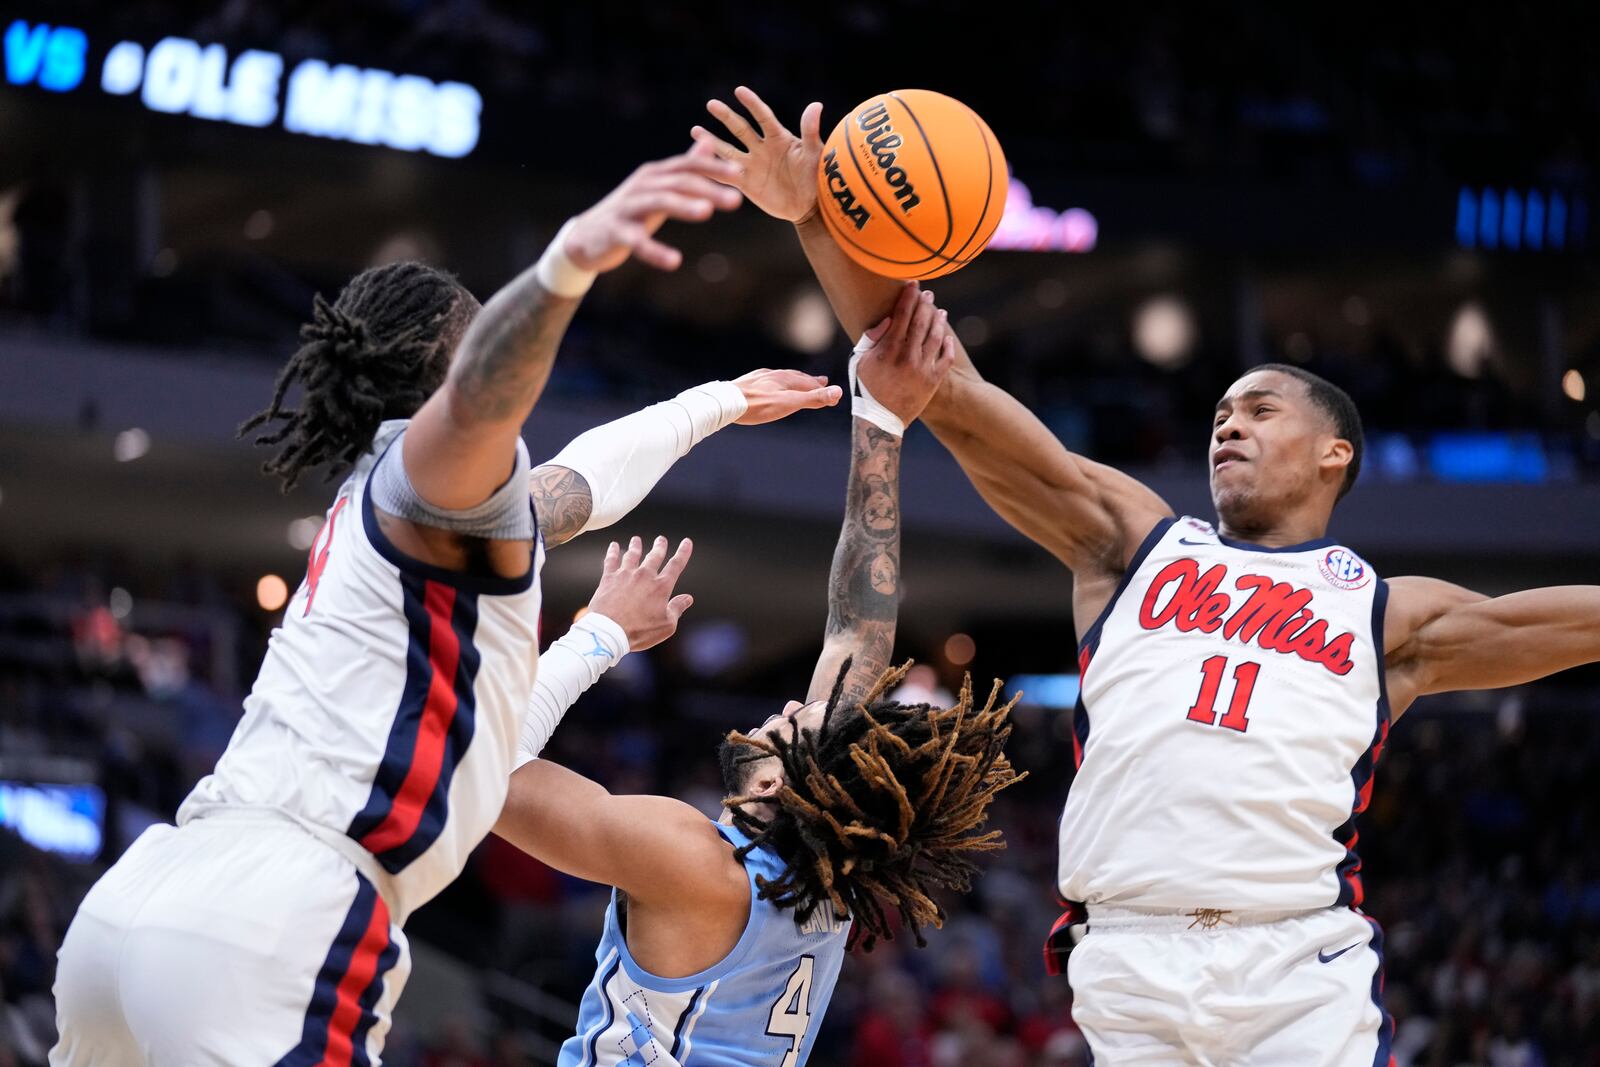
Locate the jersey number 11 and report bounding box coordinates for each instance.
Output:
[1185,655,1260,733]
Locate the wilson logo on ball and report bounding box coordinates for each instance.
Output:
[816,89,1008,280]
[856,103,921,213]
[821,148,872,231]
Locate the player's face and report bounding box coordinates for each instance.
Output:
[1208,370,1333,528]
[740,699,829,796]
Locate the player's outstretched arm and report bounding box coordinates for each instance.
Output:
[1386,577,1600,713]
[696,87,1171,577]
[805,282,955,706]
[528,368,843,548]
[401,148,743,513]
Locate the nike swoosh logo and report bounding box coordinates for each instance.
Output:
[1317,942,1359,964]
[1178,537,1210,546]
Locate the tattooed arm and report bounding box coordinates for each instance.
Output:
[805,282,957,707]
[400,149,742,515]
[805,418,906,705]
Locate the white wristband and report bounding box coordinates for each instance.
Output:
[847,333,905,437]
[513,612,628,769]
[534,218,598,299]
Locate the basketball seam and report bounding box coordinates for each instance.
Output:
[940,112,1002,267]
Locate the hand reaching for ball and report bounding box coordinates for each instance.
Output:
[691,86,823,225]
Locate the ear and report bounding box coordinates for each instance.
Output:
[1320,437,1353,482]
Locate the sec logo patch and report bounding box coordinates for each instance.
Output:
[1318,548,1371,590]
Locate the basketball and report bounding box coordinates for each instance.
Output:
[814,89,1008,280]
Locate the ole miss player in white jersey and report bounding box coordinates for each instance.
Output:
[701,87,1600,1065]
[49,146,846,1067]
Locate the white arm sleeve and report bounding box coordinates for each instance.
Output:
[514,612,629,770]
[540,381,747,536]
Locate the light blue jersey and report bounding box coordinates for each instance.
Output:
[560,822,851,1067]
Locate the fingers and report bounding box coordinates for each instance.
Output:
[706,98,761,150]
[762,369,830,390]
[935,331,957,376]
[801,384,843,408]
[884,281,921,349]
[632,171,743,213]
[865,315,892,343]
[641,535,670,575]
[905,288,938,363]
[667,593,695,621]
[622,535,643,569]
[734,86,784,138]
[800,101,824,149]
[689,125,747,166]
[603,540,621,575]
[622,227,684,271]
[659,537,694,585]
[638,150,742,186]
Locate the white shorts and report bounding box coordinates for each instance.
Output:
[1067,905,1393,1066]
[50,814,411,1067]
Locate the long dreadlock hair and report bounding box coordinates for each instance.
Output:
[721,660,1026,950]
[239,261,478,491]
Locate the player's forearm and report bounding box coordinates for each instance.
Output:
[795,213,902,340]
[808,416,902,705]
[533,382,748,546]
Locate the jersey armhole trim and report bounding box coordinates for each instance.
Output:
[359,454,537,596]
[1076,516,1175,657]
[604,824,765,992]
[1371,577,1393,728]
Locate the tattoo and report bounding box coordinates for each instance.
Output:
[809,419,902,706]
[529,464,595,547]
[450,267,582,424]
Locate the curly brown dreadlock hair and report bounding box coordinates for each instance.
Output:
[239,261,479,491]
[720,660,1026,950]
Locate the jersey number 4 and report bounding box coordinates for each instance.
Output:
[1185,655,1260,732]
[766,955,815,1067]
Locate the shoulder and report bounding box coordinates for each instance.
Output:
[627,801,750,909]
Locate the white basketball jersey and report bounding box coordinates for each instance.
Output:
[1058,516,1389,911]
[179,421,544,920]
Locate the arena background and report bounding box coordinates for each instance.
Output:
[2,3,1599,1064]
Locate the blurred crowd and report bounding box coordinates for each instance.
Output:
[3,557,1600,1064]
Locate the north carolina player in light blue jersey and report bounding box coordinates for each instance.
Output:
[494,283,1025,1067]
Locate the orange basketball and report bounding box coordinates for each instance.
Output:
[815,89,1008,280]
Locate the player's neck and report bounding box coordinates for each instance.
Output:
[1215,513,1329,548]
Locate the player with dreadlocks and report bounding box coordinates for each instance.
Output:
[494,282,1024,1067]
[50,146,847,1067]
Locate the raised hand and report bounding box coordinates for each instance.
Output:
[586,536,695,652]
[691,86,824,224]
[731,368,843,426]
[564,147,744,274]
[855,282,958,427]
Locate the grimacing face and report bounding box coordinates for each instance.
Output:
[741,699,829,797]
[1208,369,1347,532]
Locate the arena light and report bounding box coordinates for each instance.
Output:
[109,587,133,620]
[256,574,289,612]
[783,288,836,354]
[944,632,976,666]
[988,177,1097,253]
[1562,369,1586,403]
[1447,304,1493,379]
[113,428,150,462]
[286,515,323,550]
[1133,296,1196,369]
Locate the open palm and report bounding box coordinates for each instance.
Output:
[691,87,824,224]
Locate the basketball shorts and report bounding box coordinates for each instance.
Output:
[1067,904,1394,1066]
[50,813,410,1066]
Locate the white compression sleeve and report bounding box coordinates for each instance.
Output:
[515,612,629,769]
[541,381,747,535]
